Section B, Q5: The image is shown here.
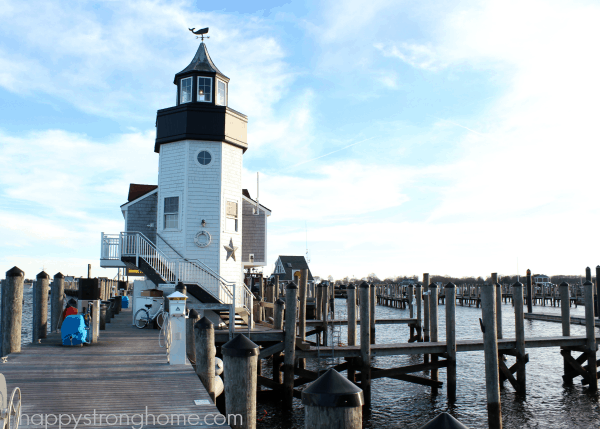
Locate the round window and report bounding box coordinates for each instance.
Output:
[197,150,212,166]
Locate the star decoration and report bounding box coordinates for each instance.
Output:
[224,238,238,262]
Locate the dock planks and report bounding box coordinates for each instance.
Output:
[1,308,230,428]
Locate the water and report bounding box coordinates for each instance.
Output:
[1,286,52,346]
[257,298,600,428]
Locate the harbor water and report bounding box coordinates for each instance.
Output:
[257,297,600,429]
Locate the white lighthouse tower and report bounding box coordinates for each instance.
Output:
[154,39,247,288]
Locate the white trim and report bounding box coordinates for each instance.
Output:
[120,188,158,210]
[162,192,183,231]
[180,77,192,104]
[241,194,271,215]
[183,140,189,253]
[216,78,227,106]
[197,76,213,103]
[224,197,239,233]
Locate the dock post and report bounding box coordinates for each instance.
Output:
[559,282,573,384]
[583,280,598,391]
[596,266,600,319]
[51,272,65,332]
[586,267,592,282]
[2,267,24,356]
[100,303,107,330]
[370,283,376,344]
[298,269,308,369]
[316,282,322,323]
[195,317,216,402]
[359,281,371,407]
[302,368,364,429]
[429,283,439,395]
[408,284,415,340]
[423,273,430,364]
[321,283,329,345]
[512,281,527,396]
[416,283,422,341]
[186,309,200,363]
[222,334,259,429]
[273,298,285,385]
[445,282,457,402]
[492,273,502,339]
[526,269,533,313]
[481,284,502,429]
[347,284,357,382]
[33,271,50,343]
[283,281,298,409]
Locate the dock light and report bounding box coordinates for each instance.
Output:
[201,219,206,227]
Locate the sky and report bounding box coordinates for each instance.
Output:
[1,0,599,281]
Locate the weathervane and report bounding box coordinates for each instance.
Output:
[189,27,209,41]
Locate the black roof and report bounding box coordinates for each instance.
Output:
[276,256,314,282]
[174,42,229,83]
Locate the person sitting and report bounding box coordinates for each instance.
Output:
[57,299,78,329]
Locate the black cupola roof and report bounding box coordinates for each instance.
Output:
[174,42,229,84]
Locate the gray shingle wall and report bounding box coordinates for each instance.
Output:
[241,199,266,262]
[126,193,158,245]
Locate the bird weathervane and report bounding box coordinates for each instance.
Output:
[189,27,209,41]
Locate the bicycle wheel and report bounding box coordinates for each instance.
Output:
[134,308,150,329]
[156,311,166,329]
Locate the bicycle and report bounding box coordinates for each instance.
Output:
[134,300,165,329]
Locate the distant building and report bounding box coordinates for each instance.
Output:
[533,274,552,285]
[273,255,314,285]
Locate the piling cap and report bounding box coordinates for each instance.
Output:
[419,412,470,429]
[188,308,199,319]
[54,272,64,279]
[526,269,531,275]
[222,334,259,357]
[559,281,569,287]
[6,266,24,277]
[359,281,370,289]
[512,281,523,287]
[301,368,364,408]
[286,281,298,290]
[195,316,214,330]
[429,282,438,288]
[276,298,285,305]
[495,282,501,287]
[445,282,456,289]
[36,271,49,279]
[347,284,356,289]
[583,280,593,286]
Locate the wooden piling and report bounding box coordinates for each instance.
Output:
[416,284,422,341]
[283,281,298,409]
[222,334,259,429]
[423,273,430,364]
[359,281,371,407]
[583,280,598,391]
[2,267,24,356]
[302,368,363,429]
[298,269,308,368]
[596,266,600,319]
[480,284,502,429]
[51,272,65,333]
[33,271,49,343]
[429,283,439,394]
[347,284,357,382]
[195,317,216,402]
[491,273,502,340]
[186,309,200,363]
[526,269,533,313]
[273,298,285,385]
[559,282,573,384]
[445,282,457,402]
[370,283,376,345]
[100,303,107,330]
[513,281,527,396]
[321,283,329,345]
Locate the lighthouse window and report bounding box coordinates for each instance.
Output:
[164,196,179,229]
[180,77,192,104]
[226,200,238,232]
[197,77,212,102]
[217,80,227,106]
[197,150,212,166]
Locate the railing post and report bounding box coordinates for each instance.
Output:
[135,233,140,267]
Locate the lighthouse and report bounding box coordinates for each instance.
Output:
[154,40,248,286]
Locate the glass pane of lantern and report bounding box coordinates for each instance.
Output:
[180,77,192,104]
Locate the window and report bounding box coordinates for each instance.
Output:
[226,200,238,232]
[164,197,179,229]
[197,150,212,166]
[197,77,212,102]
[180,77,192,104]
[217,80,227,106]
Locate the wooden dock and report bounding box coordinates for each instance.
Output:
[2,308,229,429]
[524,312,600,326]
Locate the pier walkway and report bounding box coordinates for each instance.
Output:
[2,308,228,429]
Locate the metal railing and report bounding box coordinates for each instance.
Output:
[100,232,253,332]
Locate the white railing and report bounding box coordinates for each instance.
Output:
[101,232,253,325]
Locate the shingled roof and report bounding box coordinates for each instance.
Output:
[127,184,158,202]
[174,42,229,83]
[274,256,314,282]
